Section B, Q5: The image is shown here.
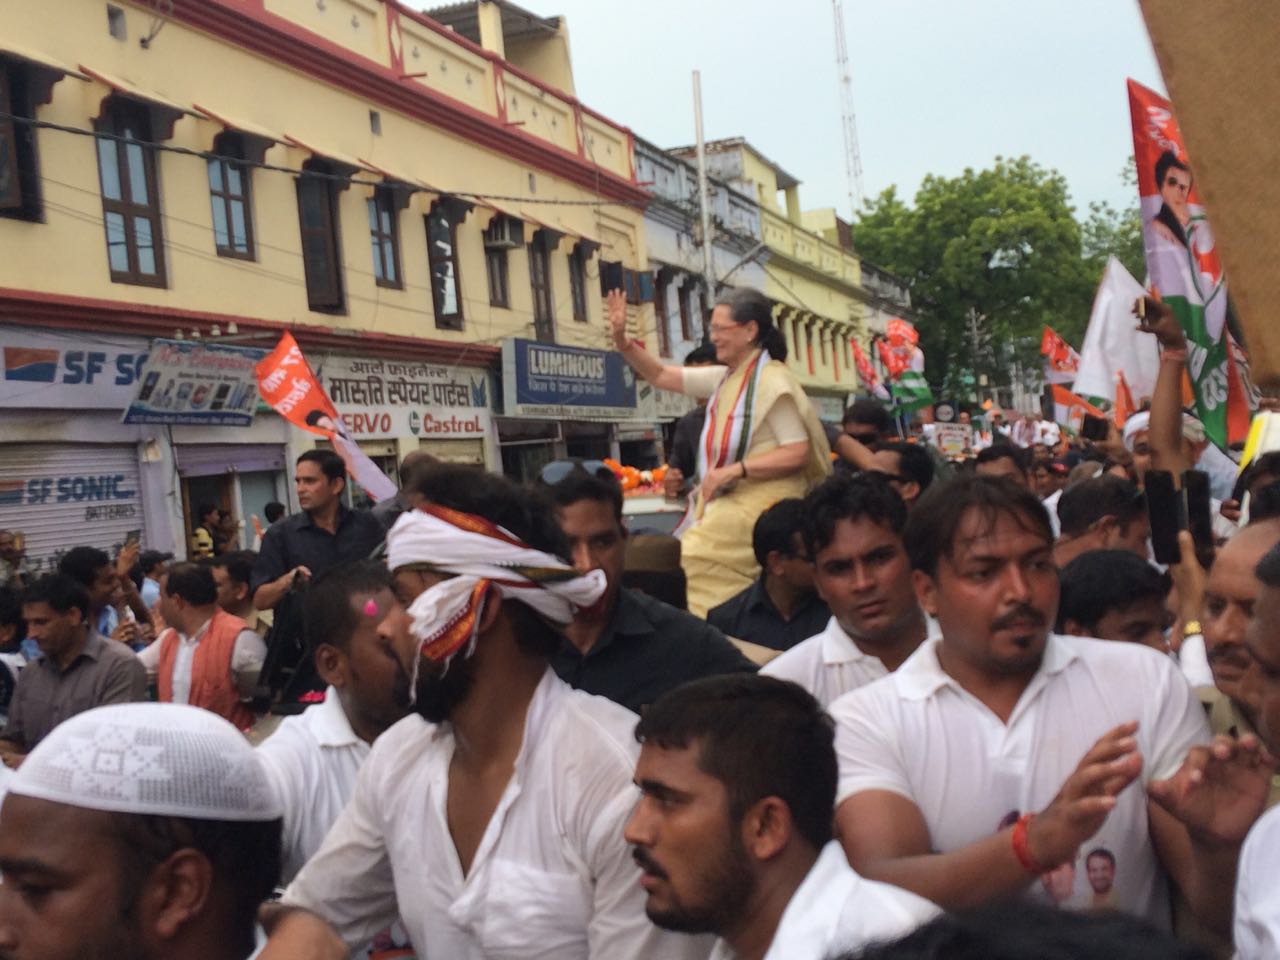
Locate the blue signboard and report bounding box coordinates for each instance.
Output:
[502,338,637,419]
[122,339,267,427]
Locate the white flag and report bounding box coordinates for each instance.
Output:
[1072,256,1160,408]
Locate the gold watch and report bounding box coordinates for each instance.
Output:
[1183,620,1203,636]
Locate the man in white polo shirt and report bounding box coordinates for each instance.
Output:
[626,674,935,960]
[256,560,412,881]
[832,475,1272,937]
[763,474,927,706]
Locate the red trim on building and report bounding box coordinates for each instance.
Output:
[165,0,648,207]
[0,288,499,367]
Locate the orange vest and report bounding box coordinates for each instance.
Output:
[157,608,256,730]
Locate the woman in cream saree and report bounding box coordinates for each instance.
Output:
[608,287,830,616]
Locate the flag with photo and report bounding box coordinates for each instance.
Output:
[1128,78,1255,448]
[1040,326,1080,385]
[1051,384,1104,433]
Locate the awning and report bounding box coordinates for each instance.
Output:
[80,64,193,116]
[282,134,375,178]
[192,103,280,144]
[356,156,438,194]
[0,42,87,106]
[0,42,88,80]
[473,195,524,222]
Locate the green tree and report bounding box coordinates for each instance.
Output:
[1082,159,1145,282]
[855,155,1097,396]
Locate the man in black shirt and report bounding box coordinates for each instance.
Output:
[707,498,830,650]
[548,469,755,713]
[251,450,384,610]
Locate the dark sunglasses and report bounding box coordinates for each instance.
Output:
[539,459,614,486]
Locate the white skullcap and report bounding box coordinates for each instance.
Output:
[1122,410,1205,452]
[8,703,282,822]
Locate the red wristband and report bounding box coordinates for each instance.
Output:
[1011,813,1045,874]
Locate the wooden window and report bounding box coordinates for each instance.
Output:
[426,203,464,329]
[677,281,694,341]
[569,244,588,322]
[296,160,345,312]
[94,99,166,287]
[653,272,672,358]
[367,185,402,289]
[485,247,509,307]
[0,65,26,215]
[207,134,254,259]
[529,231,555,342]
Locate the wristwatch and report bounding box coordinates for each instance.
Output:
[1183,620,1202,636]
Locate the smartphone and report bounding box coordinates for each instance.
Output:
[1183,469,1215,564]
[125,529,141,546]
[1145,470,1183,566]
[136,370,160,403]
[210,383,231,411]
[1081,415,1109,442]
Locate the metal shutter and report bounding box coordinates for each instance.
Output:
[0,444,144,576]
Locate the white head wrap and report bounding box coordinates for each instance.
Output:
[386,505,606,666]
[1122,410,1206,452]
[8,702,281,821]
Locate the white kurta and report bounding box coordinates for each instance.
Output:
[831,634,1208,928]
[1234,804,1280,959]
[282,669,712,960]
[761,617,889,707]
[709,842,937,960]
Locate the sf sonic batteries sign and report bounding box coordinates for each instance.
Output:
[502,338,637,420]
[0,326,150,408]
[123,339,267,426]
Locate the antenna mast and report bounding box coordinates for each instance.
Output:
[832,0,865,216]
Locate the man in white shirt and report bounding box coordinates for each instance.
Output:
[272,465,711,960]
[1234,540,1280,957]
[138,563,266,729]
[763,474,927,706]
[256,560,411,881]
[626,674,936,960]
[832,474,1271,937]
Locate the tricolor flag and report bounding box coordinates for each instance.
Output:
[1128,78,1255,448]
[852,341,889,400]
[1051,384,1104,433]
[892,370,934,414]
[1040,326,1080,385]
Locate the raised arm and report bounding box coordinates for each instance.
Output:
[836,721,1143,910]
[1135,294,1192,477]
[608,289,686,394]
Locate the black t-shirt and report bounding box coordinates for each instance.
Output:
[250,506,384,597]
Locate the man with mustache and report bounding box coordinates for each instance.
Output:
[831,475,1271,936]
[763,474,927,706]
[626,675,936,960]
[273,466,711,960]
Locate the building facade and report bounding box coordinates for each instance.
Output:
[0,0,650,567]
[671,138,868,423]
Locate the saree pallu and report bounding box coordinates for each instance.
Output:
[682,353,830,617]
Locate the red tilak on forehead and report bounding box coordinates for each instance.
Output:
[418,503,529,550]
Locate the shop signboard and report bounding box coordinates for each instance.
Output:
[0,326,149,409]
[502,338,637,420]
[319,356,492,440]
[123,339,266,426]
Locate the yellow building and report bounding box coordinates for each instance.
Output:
[0,0,651,569]
[672,138,868,420]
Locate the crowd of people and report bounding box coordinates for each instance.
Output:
[0,286,1278,960]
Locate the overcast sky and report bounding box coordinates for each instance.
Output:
[517,0,1167,220]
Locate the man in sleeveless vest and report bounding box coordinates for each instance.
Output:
[137,562,266,730]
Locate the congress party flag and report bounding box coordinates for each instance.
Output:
[1073,256,1160,415]
[1050,384,1104,433]
[892,369,934,415]
[256,332,397,502]
[1128,78,1254,448]
[852,341,889,400]
[1040,326,1080,385]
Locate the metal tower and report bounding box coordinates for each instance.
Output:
[832,0,865,216]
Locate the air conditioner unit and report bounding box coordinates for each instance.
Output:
[484,217,524,250]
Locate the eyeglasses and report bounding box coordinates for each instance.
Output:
[539,459,614,485]
[707,323,742,336]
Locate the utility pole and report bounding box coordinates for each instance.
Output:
[832,0,865,215]
[692,70,716,338]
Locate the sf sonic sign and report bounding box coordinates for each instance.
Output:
[0,326,149,409]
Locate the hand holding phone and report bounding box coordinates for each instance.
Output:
[1145,470,1183,566]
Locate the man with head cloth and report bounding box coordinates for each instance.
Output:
[274,464,713,960]
[0,701,284,960]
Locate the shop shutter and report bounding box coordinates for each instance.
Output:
[174,443,286,477]
[0,443,144,576]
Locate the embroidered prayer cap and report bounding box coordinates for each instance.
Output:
[9,702,282,822]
